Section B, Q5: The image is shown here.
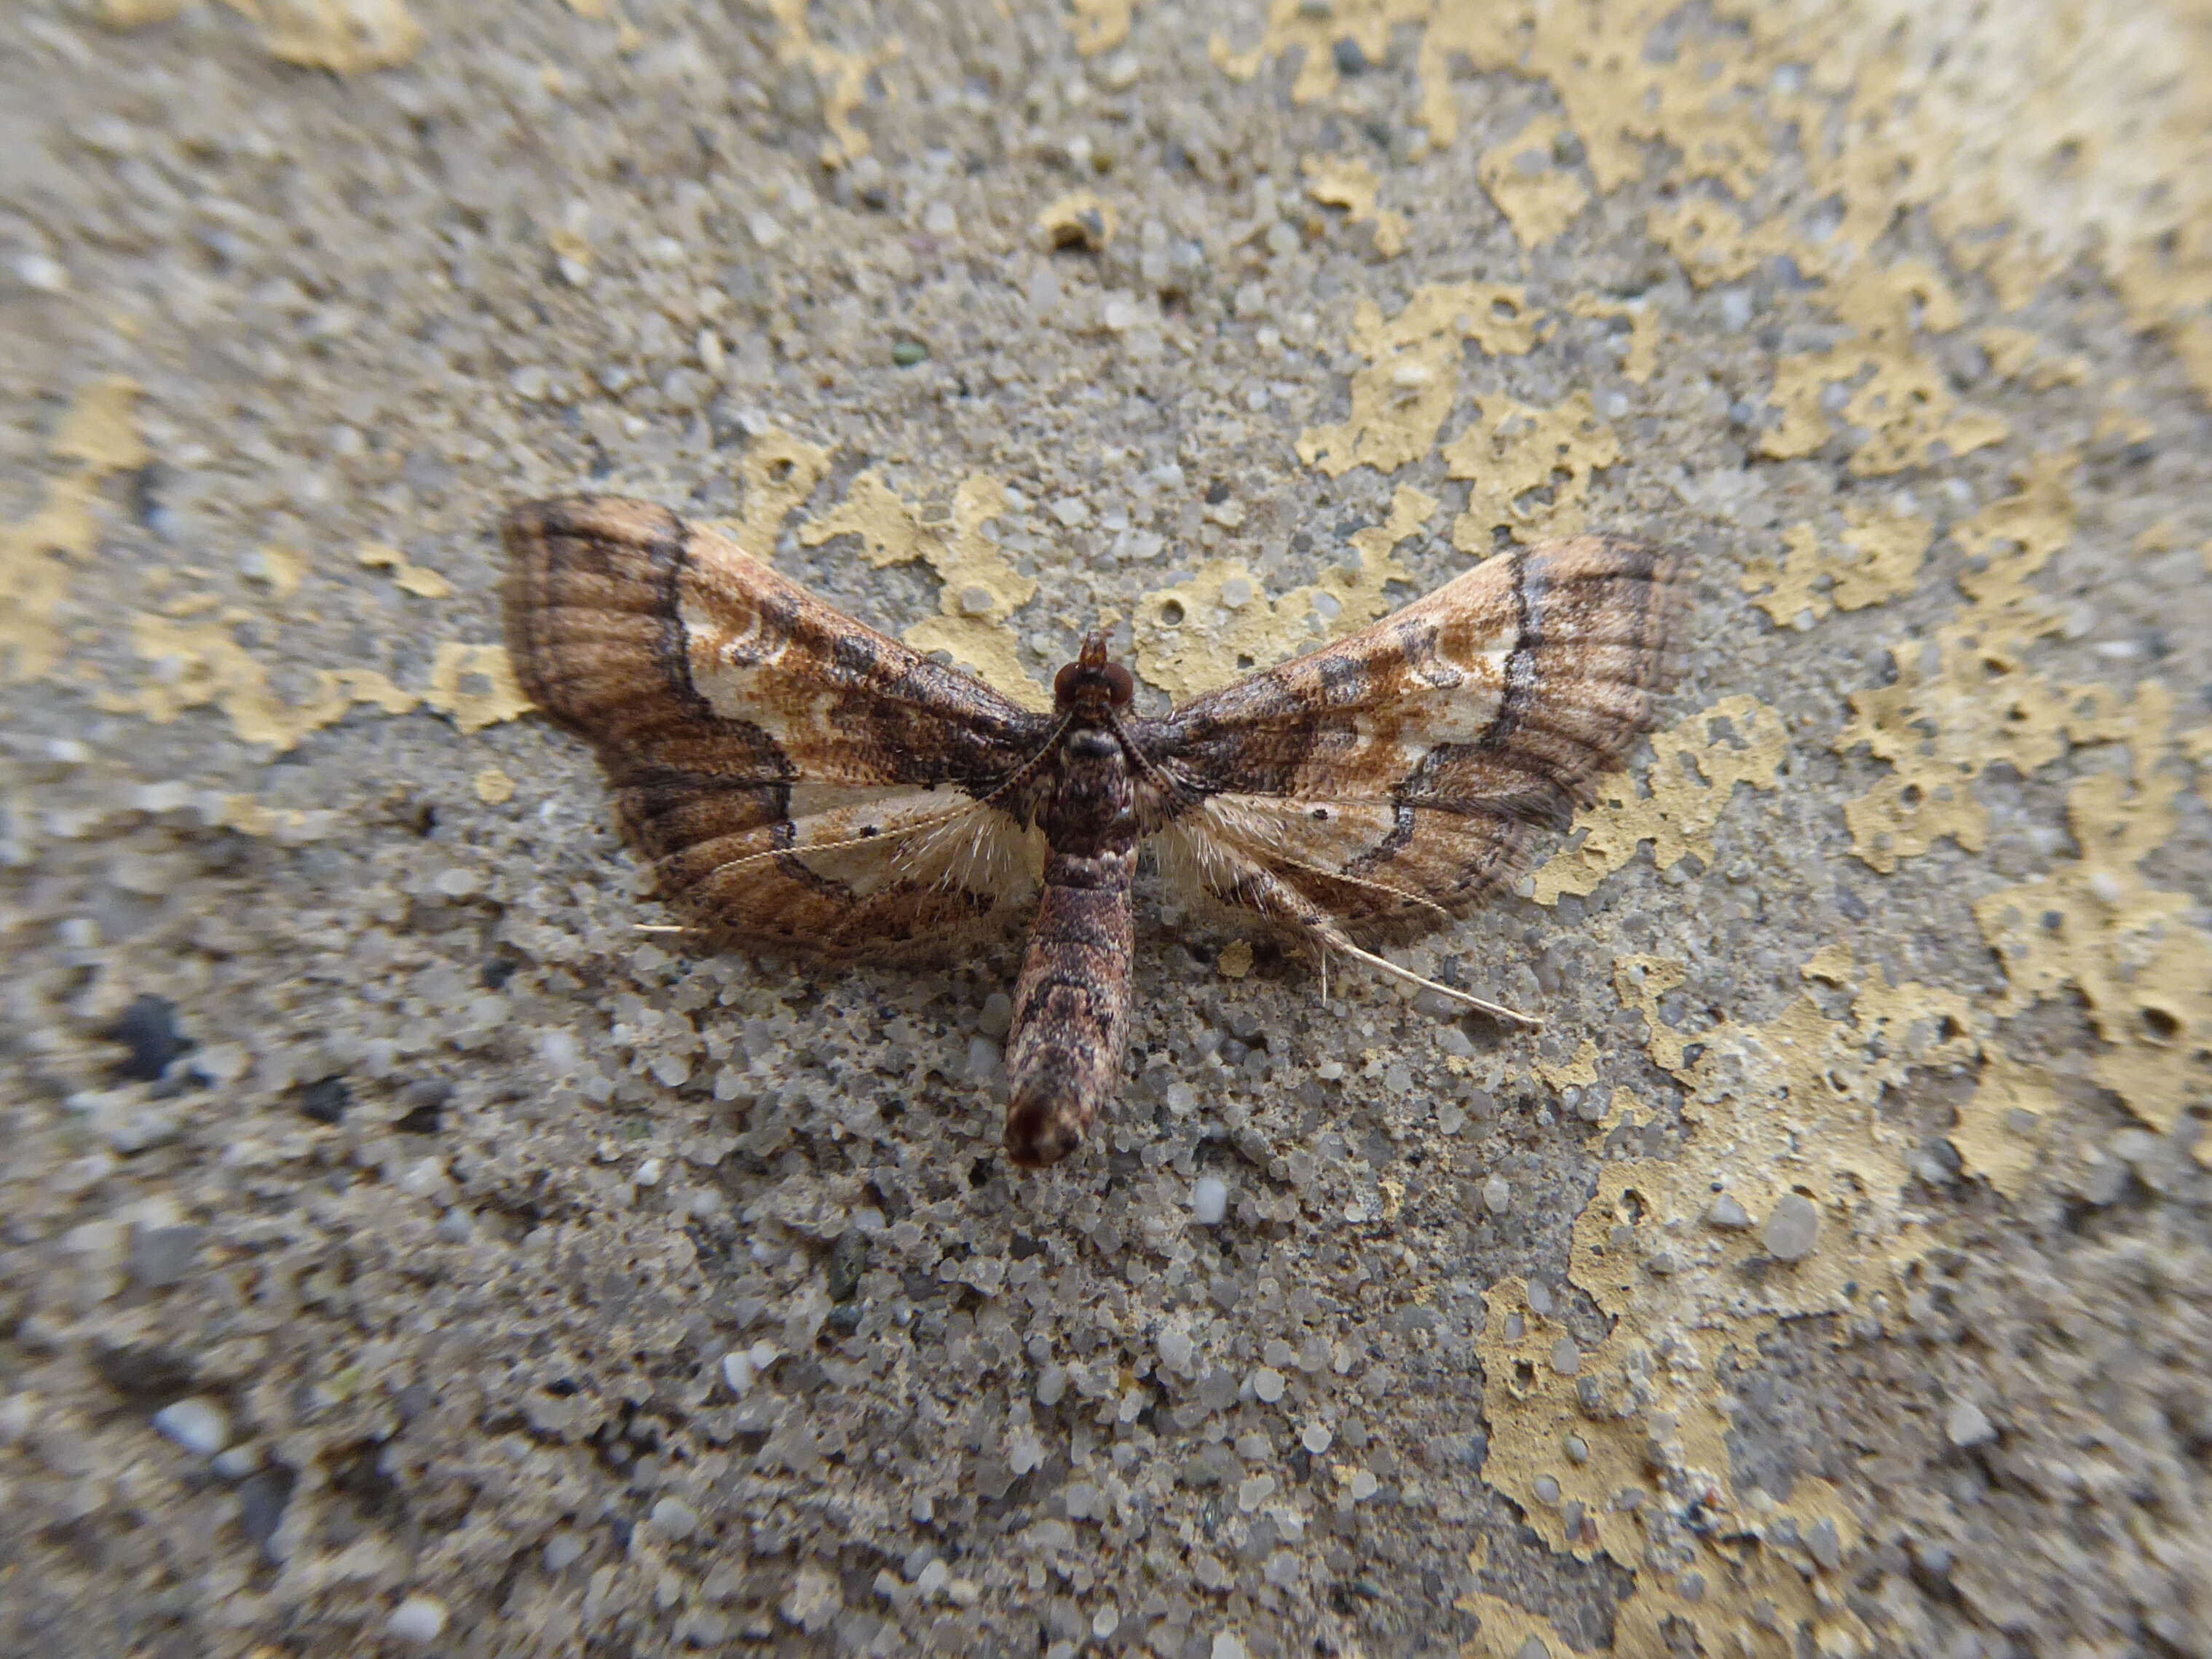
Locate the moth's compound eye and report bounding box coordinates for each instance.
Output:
[1105,663,1134,705]
[1054,660,1083,702]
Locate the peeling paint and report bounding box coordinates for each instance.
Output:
[1529,694,1788,905]
[799,470,1048,709]
[1295,283,1539,479]
[1132,486,1433,701]
[1034,189,1118,253]
[1300,155,1407,258]
[1972,683,2211,1134]
[1468,942,1978,1650]
[260,0,427,75]
[1951,1053,2058,1199]
[2,379,143,685]
[1064,0,1137,57]
[754,0,901,168]
[1445,391,1620,547]
[1739,504,1932,631]
[1832,453,2112,873]
[1478,115,1590,249]
[357,541,453,600]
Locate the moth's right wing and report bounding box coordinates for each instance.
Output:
[503,496,1055,954]
[1138,534,1687,929]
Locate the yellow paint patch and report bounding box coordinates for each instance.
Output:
[356,541,453,599]
[1479,116,1590,249]
[1034,189,1118,252]
[1951,1053,2058,1199]
[52,379,149,472]
[1529,694,1788,905]
[1296,282,1540,478]
[755,0,902,167]
[260,0,427,75]
[95,0,192,23]
[1739,505,1932,630]
[1445,392,1621,547]
[1472,942,1975,1655]
[727,428,832,554]
[1066,0,1133,57]
[1566,295,1657,385]
[1759,262,2010,477]
[1133,486,1433,701]
[1972,684,2211,1135]
[1646,197,1811,290]
[126,617,420,751]
[1533,1037,1597,1096]
[1216,940,1254,980]
[799,471,1048,710]
[2,379,146,684]
[473,767,517,807]
[1453,1577,1584,1658]
[1833,453,2122,874]
[243,545,309,598]
[423,643,533,735]
[1300,155,1407,258]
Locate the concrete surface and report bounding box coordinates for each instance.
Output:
[2,1,2209,1656]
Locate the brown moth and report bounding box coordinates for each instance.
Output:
[503,496,1688,1166]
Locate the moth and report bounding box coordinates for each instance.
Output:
[503,496,1687,1167]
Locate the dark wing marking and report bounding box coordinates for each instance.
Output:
[504,496,1055,954]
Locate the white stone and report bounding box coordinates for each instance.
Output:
[1946,1401,1996,1448]
[152,1398,229,1457]
[387,1596,449,1644]
[1192,1177,1228,1225]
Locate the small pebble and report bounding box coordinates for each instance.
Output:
[891,338,929,367]
[1252,1367,1285,1403]
[544,1529,587,1571]
[387,1595,449,1644]
[1946,1401,1996,1448]
[649,1496,700,1541]
[1482,1175,1512,1215]
[1192,1176,1229,1225]
[1761,1193,1820,1261]
[130,1223,204,1288]
[1301,1422,1333,1455]
[1706,1193,1753,1230]
[152,1397,229,1457]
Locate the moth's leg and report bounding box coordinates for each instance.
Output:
[1004,847,1137,1166]
[1232,860,1543,1029]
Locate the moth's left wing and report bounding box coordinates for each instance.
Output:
[1139,535,1688,937]
[504,496,1055,955]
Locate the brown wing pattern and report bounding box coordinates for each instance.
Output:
[1142,534,1688,932]
[503,496,1054,954]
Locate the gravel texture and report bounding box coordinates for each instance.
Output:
[3,3,2211,1658]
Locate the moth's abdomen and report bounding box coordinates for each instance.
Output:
[1004,850,1137,1167]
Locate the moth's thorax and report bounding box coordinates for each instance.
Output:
[1041,724,1137,857]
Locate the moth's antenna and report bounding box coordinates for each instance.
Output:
[1328,936,1541,1028]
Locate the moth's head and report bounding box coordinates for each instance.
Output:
[1052,632,1134,721]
